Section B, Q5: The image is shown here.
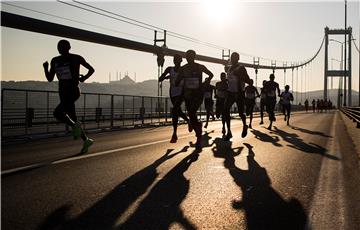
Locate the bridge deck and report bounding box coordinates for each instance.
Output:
[2,111,360,230]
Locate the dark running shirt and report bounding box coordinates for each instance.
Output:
[203,84,215,100]
[215,80,228,99]
[51,54,85,93]
[227,63,250,93]
[264,81,279,98]
[245,85,258,100]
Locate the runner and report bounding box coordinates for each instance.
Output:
[223,52,251,141]
[259,80,267,125]
[280,85,294,126]
[215,72,228,135]
[304,99,309,113]
[312,99,316,113]
[176,50,214,151]
[159,54,189,143]
[264,73,281,130]
[203,78,216,129]
[43,39,94,154]
[244,79,260,129]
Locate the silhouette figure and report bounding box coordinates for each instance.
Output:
[159,54,189,143]
[223,52,252,141]
[118,151,199,230]
[263,74,281,130]
[38,147,189,230]
[203,78,216,129]
[250,129,282,147]
[214,72,228,135]
[213,141,307,230]
[176,50,214,150]
[291,125,332,138]
[273,127,338,160]
[43,39,95,154]
[245,79,260,129]
[259,80,267,125]
[279,85,294,126]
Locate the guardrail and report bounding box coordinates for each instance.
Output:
[1,88,239,139]
[1,88,303,139]
[340,107,360,128]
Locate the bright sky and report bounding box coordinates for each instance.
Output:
[1,0,359,93]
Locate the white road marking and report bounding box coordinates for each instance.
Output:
[1,133,195,175]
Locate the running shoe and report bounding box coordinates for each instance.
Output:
[241,125,248,138]
[72,122,82,140]
[170,134,178,143]
[80,138,94,154]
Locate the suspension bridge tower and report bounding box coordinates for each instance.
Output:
[324,26,352,106]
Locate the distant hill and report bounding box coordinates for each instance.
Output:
[1,80,359,106]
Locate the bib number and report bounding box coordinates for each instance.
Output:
[184,78,199,89]
[56,66,72,80]
[267,90,276,97]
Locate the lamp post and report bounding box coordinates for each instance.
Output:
[329,39,345,105]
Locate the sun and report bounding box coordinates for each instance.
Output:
[201,0,234,24]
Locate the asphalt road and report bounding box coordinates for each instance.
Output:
[2,111,360,230]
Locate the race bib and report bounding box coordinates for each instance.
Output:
[246,92,255,99]
[204,92,212,99]
[267,90,276,97]
[56,66,72,80]
[184,78,199,89]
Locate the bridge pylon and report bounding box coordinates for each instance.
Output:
[324,27,352,106]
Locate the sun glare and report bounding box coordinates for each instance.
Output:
[201,0,234,24]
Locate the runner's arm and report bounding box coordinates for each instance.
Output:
[202,65,214,82]
[255,88,260,97]
[43,60,55,82]
[159,67,171,82]
[79,58,95,82]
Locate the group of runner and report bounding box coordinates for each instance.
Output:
[160,50,295,151]
[44,40,295,153]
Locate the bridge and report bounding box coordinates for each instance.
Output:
[1,1,360,230]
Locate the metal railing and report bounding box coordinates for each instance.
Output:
[1,88,302,139]
[1,88,238,139]
[340,107,360,128]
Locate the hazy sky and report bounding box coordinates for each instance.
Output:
[1,0,359,93]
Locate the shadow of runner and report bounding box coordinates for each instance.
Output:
[272,127,339,160]
[220,143,307,230]
[189,130,215,150]
[38,146,189,230]
[250,129,282,147]
[117,151,200,230]
[291,125,332,138]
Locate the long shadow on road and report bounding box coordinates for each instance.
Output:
[290,125,332,138]
[250,129,282,147]
[38,146,189,230]
[117,151,200,230]
[272,127,339,160]
[212,139,307,230]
